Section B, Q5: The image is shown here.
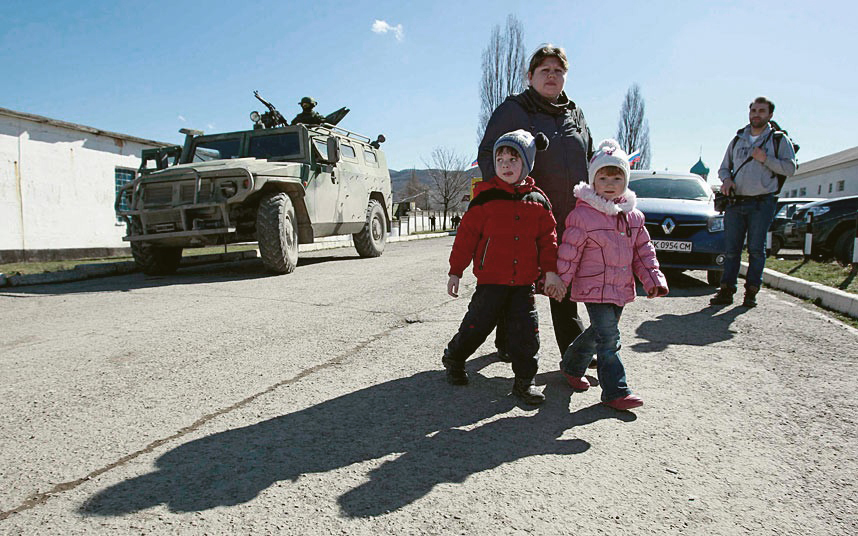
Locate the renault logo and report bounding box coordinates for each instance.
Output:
[661,217,676,235]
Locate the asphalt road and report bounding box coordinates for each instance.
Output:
[1,236,856,535]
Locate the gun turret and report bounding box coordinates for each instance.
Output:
[251,91,289,129]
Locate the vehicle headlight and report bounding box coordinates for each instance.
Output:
[806,206,830,219]
[708,215,724,232]
[220,180,237,197]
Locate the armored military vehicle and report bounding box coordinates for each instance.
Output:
[116,93,392,275]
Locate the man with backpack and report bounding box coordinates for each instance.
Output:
[711,96,797,308]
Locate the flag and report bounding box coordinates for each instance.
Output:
[628,150,641,165]
[468,158,479,169]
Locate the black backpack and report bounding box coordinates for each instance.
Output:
[728,120,799,193]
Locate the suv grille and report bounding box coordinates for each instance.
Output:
[645,222,706,240]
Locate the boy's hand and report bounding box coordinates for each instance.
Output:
[543,272,566,301]
[447,275,460,298]
[647,285,669,298]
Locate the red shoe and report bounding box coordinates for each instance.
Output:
[562,372,590,391]
[602,394,643,411]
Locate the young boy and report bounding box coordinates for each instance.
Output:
[443,130,565,405]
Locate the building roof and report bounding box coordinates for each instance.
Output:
[0,106,172,148]
[794,145,858,177]
[690,157,709,177]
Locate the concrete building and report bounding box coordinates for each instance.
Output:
[1,107,169,263]
[780,145,858,199]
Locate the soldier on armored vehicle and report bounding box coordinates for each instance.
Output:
[116,92,392,276]
[292,96,325,126]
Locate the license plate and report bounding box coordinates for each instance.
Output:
[653,240,692,252]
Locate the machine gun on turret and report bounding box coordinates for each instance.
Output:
[251,90,289,129]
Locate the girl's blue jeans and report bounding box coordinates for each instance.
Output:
[561,302,632,402]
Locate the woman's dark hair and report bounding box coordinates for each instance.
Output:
[527,44,569,75]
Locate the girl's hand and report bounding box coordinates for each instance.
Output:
[647,285,669,298]
[447,275,460,297]
[543,272,566,301]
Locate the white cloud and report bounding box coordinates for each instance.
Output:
[371,20,404,42]
[177,115,187,123]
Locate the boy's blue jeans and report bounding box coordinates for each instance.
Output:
[560,303,632,402]
[445,284,539,379]
[721,194,778,288]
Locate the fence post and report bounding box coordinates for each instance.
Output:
[852,208,858,265]
[803,212,814,258]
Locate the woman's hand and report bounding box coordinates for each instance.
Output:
[447,275,460,298]
[543,272,566,301]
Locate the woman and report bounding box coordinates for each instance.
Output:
[477,44,593,364]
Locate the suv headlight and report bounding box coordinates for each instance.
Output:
[806,206,830,219]
[708,215,724,232]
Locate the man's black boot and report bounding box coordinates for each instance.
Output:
[742,285,760,307]
[709,284,736,305]
[442,356,468,385]
[496,349,512,363]
[512,378,545,405]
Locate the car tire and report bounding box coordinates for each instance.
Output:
[130,218,183,275]
[834,229,856,266]
[353,199,386,258]
[257,191,298,274]
[707,269,722,287]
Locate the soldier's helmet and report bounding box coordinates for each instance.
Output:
[299,97,317,107]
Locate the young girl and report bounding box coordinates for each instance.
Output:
[556,139,668,411]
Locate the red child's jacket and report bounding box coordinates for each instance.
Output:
[449,175,558,286]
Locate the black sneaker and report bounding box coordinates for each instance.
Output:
[442,356,468,385]
[709,285,736,305]
[742,285,760,308]
[512,378,545,405]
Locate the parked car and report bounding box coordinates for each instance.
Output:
[782,195,858,264]
[628,171,725,286]
[769,197,824,254]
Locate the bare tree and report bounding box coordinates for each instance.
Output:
[423,147,471,229]
[478,14,527,140]
[616,83,652,170]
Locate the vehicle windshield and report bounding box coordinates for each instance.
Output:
[249,132,301,159]
[628,177,711,200]
[192,138,242,161]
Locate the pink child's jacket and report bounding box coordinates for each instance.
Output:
[557,183,667,306]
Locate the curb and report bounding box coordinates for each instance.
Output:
[739,261,858,318]
[0,232,453,288]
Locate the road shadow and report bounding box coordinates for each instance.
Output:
[79,355,629,518]
[634,270,715,299]
[1,255,359,296]
[630,305,747,352]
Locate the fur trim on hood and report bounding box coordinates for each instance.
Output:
[573,182,637,215]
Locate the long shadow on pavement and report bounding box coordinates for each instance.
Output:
[631,305,747,352]
[80,355,628,518]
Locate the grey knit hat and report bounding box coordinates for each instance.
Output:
[493,129,549,182]
[588,139,631,189]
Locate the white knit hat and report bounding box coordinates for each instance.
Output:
[494,129,549,182]
[588,139,631,189]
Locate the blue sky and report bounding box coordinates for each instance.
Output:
[2,0,854,183]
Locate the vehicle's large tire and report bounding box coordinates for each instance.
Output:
[256,191,299,274]
[769,235,784,256]
[707,269,722,287]
[353,199,386,258]
[834,229,855,266]
[130,219,183,275]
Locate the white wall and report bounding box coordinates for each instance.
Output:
[781,162,858,199]
[0,116,159,252]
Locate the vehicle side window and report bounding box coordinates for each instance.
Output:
[341,143,357,160]
[363,149,378,167]
[312,138,329,161]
